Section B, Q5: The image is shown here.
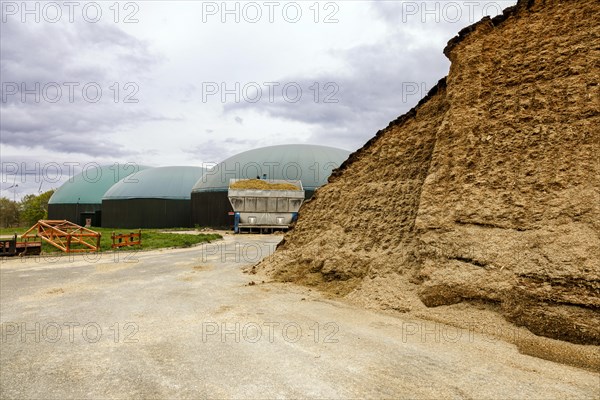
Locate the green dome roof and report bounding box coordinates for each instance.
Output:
[103,166,205,200]
[192,144,350,192]
[49,164,148,204]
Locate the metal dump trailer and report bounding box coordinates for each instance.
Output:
[228,179,305,233]
[0,234,42,257]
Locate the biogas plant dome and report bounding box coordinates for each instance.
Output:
[103,166,205,200]
[101,166,206,229]
[49,163,148,205]
[192,144,350,193]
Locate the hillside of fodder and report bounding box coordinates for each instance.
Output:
[254,0,600,368]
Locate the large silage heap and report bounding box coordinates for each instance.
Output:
[190,144,350,229]
[101,166,205,229]
[257,0,600,356]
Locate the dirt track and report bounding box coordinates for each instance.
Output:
[1,235,598,399]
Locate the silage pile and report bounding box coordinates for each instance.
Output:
[230,180,300,191]
[254,0,600,366]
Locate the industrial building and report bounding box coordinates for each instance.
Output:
[191,144,350,228]
[101,166,205,229]
[48,164,147,226]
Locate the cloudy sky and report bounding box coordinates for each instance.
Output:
[1,0,516,199]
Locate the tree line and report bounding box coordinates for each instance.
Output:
[0,190,55,228]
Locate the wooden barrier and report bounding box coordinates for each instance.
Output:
[111,230,142,248]
[22,220,101,253]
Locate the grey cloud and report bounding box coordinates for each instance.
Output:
[371,1,512,28]
[182,140,235,164]
[1,19,163,158]
[182,137,263,164]
[0,101,159,156]
[0,155,138,199]
[223,1,517,151]
[225,40,448,150]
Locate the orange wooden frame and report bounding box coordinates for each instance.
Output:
[111,230,142,249]
[21,220,101,253]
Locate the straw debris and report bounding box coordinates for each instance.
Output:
[230,179,300,191]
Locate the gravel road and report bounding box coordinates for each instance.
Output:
[1,234,598,399]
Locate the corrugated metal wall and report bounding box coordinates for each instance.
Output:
[49,191,317,229]
[190,191,234,229]
[102,199,192,228]
[48,203,102,225]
